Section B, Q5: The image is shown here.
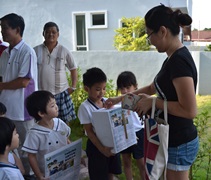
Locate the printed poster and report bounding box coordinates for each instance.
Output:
[44,139,82,180]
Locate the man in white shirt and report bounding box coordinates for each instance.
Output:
[0,13,38,179]
[34,22,77,123]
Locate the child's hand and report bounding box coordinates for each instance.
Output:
[101,146,114,157]
[105,96,122,109]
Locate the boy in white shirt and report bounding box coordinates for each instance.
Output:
[78,67,122,180]
[22,90,71,180]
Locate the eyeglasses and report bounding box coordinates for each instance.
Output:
[146,31,154,44]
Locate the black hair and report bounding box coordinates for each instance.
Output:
[43,22,59,32]
[117,71,137,89]
[0,13,25,37]
[0,102,7,116]
[83,67,107,88]
[0,117,16,154]
[145,4,192,36]
[26,90,55,121]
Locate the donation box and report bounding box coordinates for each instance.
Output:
[92,107,137,153]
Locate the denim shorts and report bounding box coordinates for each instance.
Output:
[167,136,199,171]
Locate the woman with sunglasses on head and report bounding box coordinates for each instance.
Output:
[106,4,199,180]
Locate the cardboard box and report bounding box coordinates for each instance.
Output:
[92,107,137,153]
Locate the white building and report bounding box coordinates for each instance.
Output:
[0,0,191,51]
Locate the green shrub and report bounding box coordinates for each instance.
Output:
[190,111,211,180]
[205,44,211,51]
[114,17,150,51]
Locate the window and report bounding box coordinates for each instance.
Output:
[92,14,105,25]
[76,15,87,51]
[72,10,108,51]
[88,10,108,29]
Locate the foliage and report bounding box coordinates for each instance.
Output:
[113,17,150,51]
[204,44,211,51]
[204,28,211,31]
[189,111,211,180]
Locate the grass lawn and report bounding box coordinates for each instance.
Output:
[70,95,211,180]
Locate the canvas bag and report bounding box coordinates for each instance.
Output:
[144,97,169,180]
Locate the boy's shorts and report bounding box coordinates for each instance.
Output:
[121,129,144,159]
[167,136,199,171]
[86,139,122,180]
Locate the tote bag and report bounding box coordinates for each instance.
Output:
[144,97,169,180]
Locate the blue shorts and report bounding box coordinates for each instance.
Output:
[121,129,144,159]
[167,136,199,171]
[54,89,76,123]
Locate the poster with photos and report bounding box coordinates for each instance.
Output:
[92,106,137,153]
[44,139,82,180]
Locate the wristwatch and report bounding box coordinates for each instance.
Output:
[70,87,77,91]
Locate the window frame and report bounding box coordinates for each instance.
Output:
[88,10,108,29]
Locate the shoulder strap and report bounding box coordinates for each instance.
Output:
[151,97,168,124]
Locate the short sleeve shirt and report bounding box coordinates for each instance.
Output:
[22,118,71,174]
[0,162,24,180]
[154,46,198,147]
[0,40,38,121]
[34,43,77,95]
[78,98,107,135]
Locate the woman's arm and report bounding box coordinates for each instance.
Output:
[105,82,156,108]
[133,82,156,95]
[134,77,197,119]
[167,77,197,119]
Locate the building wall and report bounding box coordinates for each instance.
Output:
[0,0,190,51]
[72,51,211,95]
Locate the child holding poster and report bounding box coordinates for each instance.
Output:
[78,67,122,180]
[22,91,71,180]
